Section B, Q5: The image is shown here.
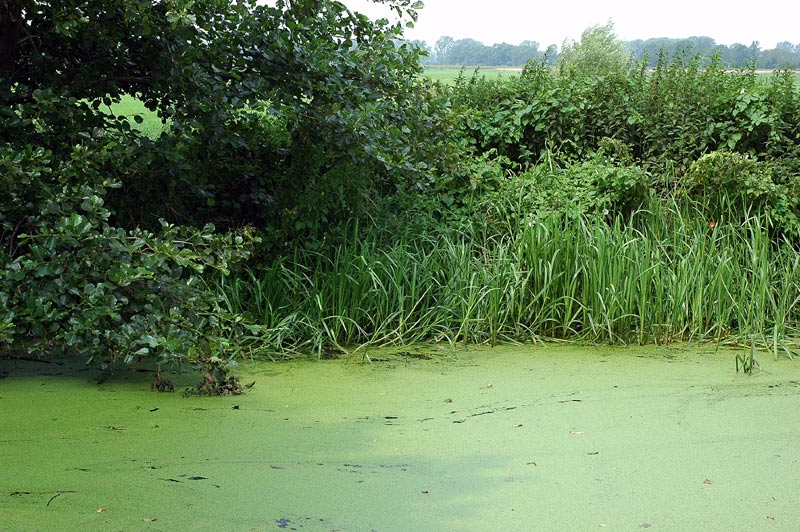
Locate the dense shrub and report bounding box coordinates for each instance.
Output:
[0,140,255,363]
[3,2,799,365]
[687,150,800,239]
[479,150,649,236]
[445,50,799,172]
[1,0,435,367]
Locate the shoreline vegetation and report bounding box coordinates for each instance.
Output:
[3,7,799,371]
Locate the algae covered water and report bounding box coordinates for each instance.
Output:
[2,344,800,531]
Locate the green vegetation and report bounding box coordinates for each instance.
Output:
[423,66,521,83]
[558,22,632,78]
[428,36,546,66]
[425,67,799,87]
[217,195,800,358]
[107,95,167,139]
[424,29,800,70]
[2,4,800,371]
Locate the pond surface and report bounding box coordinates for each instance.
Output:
[2,343,800,531]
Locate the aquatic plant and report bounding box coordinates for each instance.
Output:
[218,193,800,358]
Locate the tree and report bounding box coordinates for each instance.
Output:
[434,35,455,63]
[408,39,432,62]
[749,41,761,63]
[430,36,541,66]
[446,38,484,65]
[758,47,800,69]
[0,0,435,366]
[558,22,632,78]
[725,43,751,67]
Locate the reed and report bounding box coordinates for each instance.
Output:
[217,195,800,357]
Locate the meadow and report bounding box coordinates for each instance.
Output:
[423,66,800,84]
[423,65,522,83]
[106,94,168,138]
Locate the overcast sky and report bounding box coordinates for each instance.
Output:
[342,0,797,50]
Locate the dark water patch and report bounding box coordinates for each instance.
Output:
[276,515,334,530]
[452,404,520,423]
[395,350,432,360]
[8,490,77,504]
[177,475,209,481]
[378,464,410,471]
[337,463,410,475]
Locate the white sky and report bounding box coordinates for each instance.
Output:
[342,0,798,50]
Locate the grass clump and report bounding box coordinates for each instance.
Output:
[218,189,800,359]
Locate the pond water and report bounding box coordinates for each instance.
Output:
[2,343,800,531]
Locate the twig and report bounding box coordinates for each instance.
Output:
[7,76,152,105]
[2,355,62,364]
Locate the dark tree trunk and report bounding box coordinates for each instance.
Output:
[0,0,21,78]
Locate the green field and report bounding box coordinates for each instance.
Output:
[105,94,167,138]
[423,66,522,83]
[424,66,800,85]
[755,70,800,86]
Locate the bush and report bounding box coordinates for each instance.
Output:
[480,151,649,236]
[0,141,255,365]
[686,150,800,239]
[558,22,632,79]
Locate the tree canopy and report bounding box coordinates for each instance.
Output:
[0,0,441,365]
[558,22,631,77]
[422,32,800,69]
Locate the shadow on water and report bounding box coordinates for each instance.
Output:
[2,343,800,531]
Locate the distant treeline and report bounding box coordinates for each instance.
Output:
[419,36,800,69]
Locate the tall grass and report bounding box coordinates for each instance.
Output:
[217,196,800,358]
